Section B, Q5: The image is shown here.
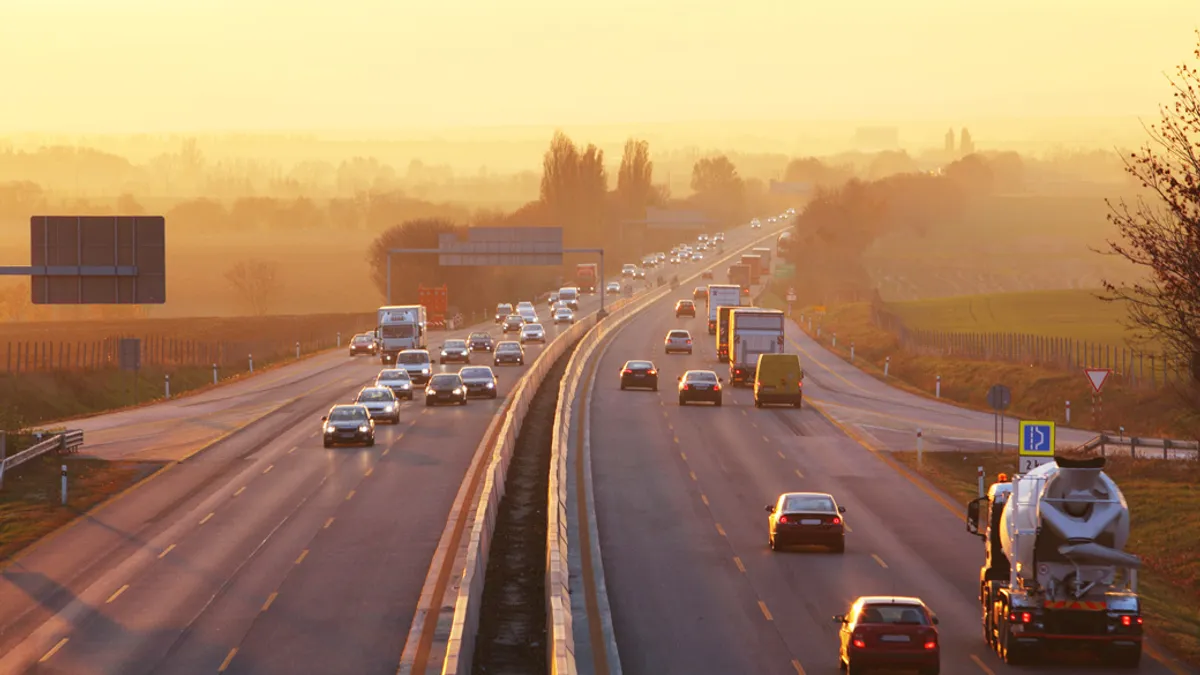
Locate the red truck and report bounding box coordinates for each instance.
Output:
[418,284,448,329]
[576,263,598,293]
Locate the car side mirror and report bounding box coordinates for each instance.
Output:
[765,504,775,513]
[718,377,723,382]
[931,616,939,625]
[838,506,846,513]
[321,416,328,421]
[677,376,683,381]
[833,615,846,624]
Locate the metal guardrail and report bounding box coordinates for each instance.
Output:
[0,430,85,486]
[1078,433,1199,460]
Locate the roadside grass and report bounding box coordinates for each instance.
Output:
[796,303,1200,439]
[889,450,1200,669]
[887,289,1150,352]
[0,454,165,562]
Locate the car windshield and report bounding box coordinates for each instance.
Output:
[497,343,520,352]
[470,333,490,340]
[686,371,717,382]
[783,495,837,513]
[460,367,492,379]
[858,604,929,626]
[506,315,522,322]
[444,341,466,349]
[668,330,689,338]
[354,336,373,344]
[329,407,366,421]
[430,374,460,387]
[627,361,654,370]
[398,352,429,364]
[381,324,415,338]
[358,389,393,402]
[497,305,512,313]
[378,370,409,381]
[524,324,542,331]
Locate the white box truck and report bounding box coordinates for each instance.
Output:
[706,284,742,335]
[377,305,426,364]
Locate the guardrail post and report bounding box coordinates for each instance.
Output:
[249,354,254,373]
[850,342,855,363]
[295,341,301,359]
[832,333,837,348]
[61,464,68,505]
[212,363,218,384]
[935,375,941,398]
[337,331,341,348]
[1065,400,1070,424]
[165,374,171,399]
[884,356,890,377]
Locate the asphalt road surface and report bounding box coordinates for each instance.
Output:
[0,224,769,675]
[588,289,1183,675]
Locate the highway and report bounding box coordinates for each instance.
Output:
[587,282,1182,674]
[0,287,613,675]
[0,226,766,675]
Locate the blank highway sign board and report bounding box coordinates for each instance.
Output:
[30,215,166,304]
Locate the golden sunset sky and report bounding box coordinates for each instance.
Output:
[2,0,1197,132]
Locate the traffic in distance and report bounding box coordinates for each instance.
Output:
[587,208,1154,675]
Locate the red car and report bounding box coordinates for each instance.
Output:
[834,596,941,675]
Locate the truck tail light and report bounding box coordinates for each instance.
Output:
[851,635,865,649]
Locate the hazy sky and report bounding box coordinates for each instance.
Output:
[2,0,1197,132]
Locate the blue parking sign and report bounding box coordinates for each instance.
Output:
[1018,421,1056,456]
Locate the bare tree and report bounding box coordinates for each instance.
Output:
[225,259,282,316]
[1101,32,1200,384]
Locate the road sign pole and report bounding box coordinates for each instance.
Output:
[1066,400,1071,425]
[884,356,890,377]
[917,428,923,469]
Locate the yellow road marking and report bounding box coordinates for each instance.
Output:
[666,422,674,431]
[346,490,355,500]
[105,584,129,604]
[680,451,687,460]
[288,446,297,454]
[323,517,335,529]
[263,464,274,474]
[758,600,774,621]
[872,554,888,569]
[396,431,406,441]
[158,544,176,559]
[733,556,746,573]
[295,549,309,565]
[382,447,390,456]
[218,647,238,672]
[365,467,374,477]
[792,659,807,675]
[199,512,214,525]
[776,449,784,458]
[700,494,709,505]
[39,637,68,663]
[970,654,996,675]
[689,471,697,481]
[715,523,726,537]
[234,486,246,497]
[262,591,279,611]
[794,469,804,479]
[673,436,680,444]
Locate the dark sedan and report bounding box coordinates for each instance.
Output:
[469,332,495,352]
[678,370,723,406]
[493,341,525,366]
[619,360,658,391]
[439,339,471,364]
[459,365,499,398]
[349,334,377,356]
[502,315,524,333]
[675,300,696,318]
[321,404,375,448]
[425,373,467,406]
[766,491,846,552]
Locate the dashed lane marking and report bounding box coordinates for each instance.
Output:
[680,451,687,460]
[700,494,709,505]
[199,512,214,525]
[689,471,697,481]
[218,648,238,672]
[758,601,774,621]
[263,464,274,474]
[262,592,278,611]
[794,469,804,479]
[871,554,888,569]
[382,448,390,456]
[715,523,726,537]
[346,490,355,501]
[776,449,784,458]
[971,654,996,675]
[323,517,334,529]
[234,486,246,497]
[288,446,297,454]
[365,467,374,477]
[39,638,68,663]
[294,549,309,565]
[158,544,176,559]
[792,659,807,675]
[105,584,129,604]
[673,436,680,444]
[733,556,746,573]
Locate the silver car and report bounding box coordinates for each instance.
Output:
[520,323,546,343]
[355,386,400,424]
[375,368,414,400]
[664,329,693,354]
[459,365,499,399]
[553,307,575,324]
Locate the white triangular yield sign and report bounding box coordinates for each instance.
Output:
[1085,368,1111,393]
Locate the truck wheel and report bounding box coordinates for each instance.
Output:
[999,618,1027,665]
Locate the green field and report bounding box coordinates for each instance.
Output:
[888,288,1146,350]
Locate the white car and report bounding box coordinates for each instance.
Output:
[664,329,693,354]
[375,368,414,400]
[553,307,575,324]
[751,218,761,229]
[691,253,703,261]
[520,323,546,343]
[606,282,621,295]
[354,386,401,424]
[519,309,539,324]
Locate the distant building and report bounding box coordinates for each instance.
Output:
[852,127,900,151]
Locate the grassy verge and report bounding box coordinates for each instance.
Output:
[795,302,1199,439]
[888,450,1200,669]
[0,454,165,562]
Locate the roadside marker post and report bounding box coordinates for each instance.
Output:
[296,341,300,359]
[850,342,855,363]
[935,375,941,398]
[917,428,923,469]
[249,354,254,373]
[1066,400,1071,425]
[165,375,171,399]
[61,464,68,505]
[212,363,219,385]
[884,356,890,377]
[1085,368,1111,429]
[977,466,985,497]
[987,384,1011,452]
[1018,420,1056,472]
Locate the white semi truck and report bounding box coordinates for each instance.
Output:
[727,308,785,386]
[706,284,742,336]
[376,305,426,364]
[966,456,1143,667]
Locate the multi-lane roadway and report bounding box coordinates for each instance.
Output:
[587,280,1186,674]
[0,224,771,675]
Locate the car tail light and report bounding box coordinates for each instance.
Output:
[648,369,657,375]
[851,635,865,649]
[623,369,633,374]
[1008,611,1033,624]
[924,639,937,650]
[713,384,721,391]
[778,515,788,523]
[1120,615,1142,626]
[686,339,692,344]
[831,516,841,525]
[681,384,689,390]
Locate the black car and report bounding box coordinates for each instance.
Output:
[766,492,846,552]
[678,370,723,406]
[322,404,375,447]
[469,332,495,352]
[502,315,524,333]
[459,366,499,398]
[675,300,696,318]
[349,334,377,356]
[439,339,471,364]
[425,373,467,406]
[494,341,525,366]
[619,360,659,391]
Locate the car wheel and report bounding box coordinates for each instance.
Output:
[652,385,658,392]
[392,415,401,424]
[460,399,467,406]
[832,539,845,554]
[620,383,626,390]
[425,399,433,407]
[366,437,375,447]
[323,440,332,448]
[678,397,686,406]
[715,398,722,407]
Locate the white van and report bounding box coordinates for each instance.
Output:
[557,286,579,310]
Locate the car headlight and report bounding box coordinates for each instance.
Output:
[485,382,494,388]
[441,351,448,355]
[421,367,430,373]
[384,405,395,412]
[358,424,370,433]
[453,387,464,395]
[399,382,410,389]
[325,425,336,434]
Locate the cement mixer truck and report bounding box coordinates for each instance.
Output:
[966,456,1143,668]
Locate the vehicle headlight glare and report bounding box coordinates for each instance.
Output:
[453,387,464,395]
[358,424,370,433]
[384,405,394,412]
[421,367,430,373]
[485,382,494,388]
[325,425,336,433]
